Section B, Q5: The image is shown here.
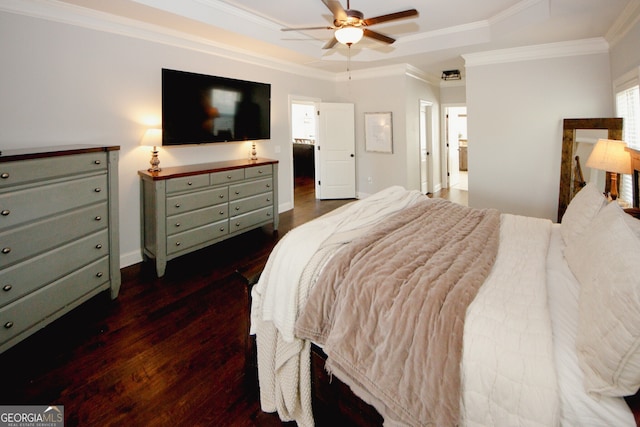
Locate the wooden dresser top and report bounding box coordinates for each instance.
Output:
[0,145,120,162]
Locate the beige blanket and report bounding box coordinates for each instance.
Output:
[295,198,500,426]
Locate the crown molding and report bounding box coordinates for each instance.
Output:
[463,37,609,67]
[335,63,440,86]
[0,0,336,81]
[606,0,640,47]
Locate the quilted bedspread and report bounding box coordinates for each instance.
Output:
[295,198,501,426]
[461,214,559,426]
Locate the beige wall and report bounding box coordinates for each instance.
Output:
[465,48,613,219]
[0,10,336,267]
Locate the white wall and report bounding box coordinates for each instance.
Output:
[0,10,336,267]
[610,17,640,81]
[335,68,439,197]
[465,45,613,220]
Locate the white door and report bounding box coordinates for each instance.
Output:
[315,102,356,199]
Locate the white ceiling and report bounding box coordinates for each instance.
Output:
[54,0,639,78]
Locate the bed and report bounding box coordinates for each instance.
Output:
[249,153,640,426]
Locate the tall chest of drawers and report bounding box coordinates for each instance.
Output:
[0,145,121,353]
[139,158,278,277]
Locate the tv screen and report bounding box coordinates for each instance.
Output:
[162,68,271,145]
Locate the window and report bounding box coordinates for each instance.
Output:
[616,78,640,204]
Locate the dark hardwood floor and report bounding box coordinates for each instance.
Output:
[0,177,463,426]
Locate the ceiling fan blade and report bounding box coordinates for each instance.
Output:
[321,0,347,22]
[281,26,334,31]
[323,37,339,49]
[362,9,418,26]
[363,28,395,44]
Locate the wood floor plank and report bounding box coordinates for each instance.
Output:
[0,177,461,426]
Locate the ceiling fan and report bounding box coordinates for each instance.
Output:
[281,0,418,49]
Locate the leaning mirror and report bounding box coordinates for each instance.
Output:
[557,118,623,222]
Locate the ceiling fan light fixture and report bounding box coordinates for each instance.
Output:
[335,26,363,45]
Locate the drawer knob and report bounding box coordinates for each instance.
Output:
[258,170,263,174]
[175,242,181,246]
[4,321,13,329]
[267,198,271,202]
[235,191,240,195]
[94,188,102,193]
[95,216,102,221]
[95,244,103,249]
[2,284,11,292]
[266,184,271,188]
[1,247,10,254]
[175,222,181,227]
[235,222,241,227]
[219,194,224,198]
[175,203,181,208]
[0,173,9,179]
[94,160,101,165]
[226,175,232,179]
[235,206,240,211]
[187,181,193,186]
[267,212,272,217]
[96,272,103,278]
[219,211,224,215]
[1,210,9,216]
[220,227,225,232]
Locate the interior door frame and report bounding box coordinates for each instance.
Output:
[441,103,467,190]
[419,100,433,194]
[289,94,321,209]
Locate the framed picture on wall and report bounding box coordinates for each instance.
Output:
[365,112,393,153]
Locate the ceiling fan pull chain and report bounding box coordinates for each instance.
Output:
[347,44,352,80]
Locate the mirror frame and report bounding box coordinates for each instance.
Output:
[558,118,623,222]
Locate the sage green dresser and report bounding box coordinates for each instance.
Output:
[0,145,121,353]
[139,158,278,277]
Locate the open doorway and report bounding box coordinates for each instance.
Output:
[445,106,468,191]
[291,99,318,203]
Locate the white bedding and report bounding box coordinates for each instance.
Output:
[250,187,635,426]
[461,214,559,426]
[547,224,634,426]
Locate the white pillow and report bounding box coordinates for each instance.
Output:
[560,182,607,246]
[564,201,640,396]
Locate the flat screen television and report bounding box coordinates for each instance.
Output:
[161,68,271,145]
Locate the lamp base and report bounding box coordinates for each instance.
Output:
[250,142,257,160]
[148,147,161,172]
[610,172,619,200]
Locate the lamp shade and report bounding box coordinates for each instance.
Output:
[335,26,363,45]
[140,128,162,147]
[585,139,632,174]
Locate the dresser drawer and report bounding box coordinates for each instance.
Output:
[166,187,228,216]
[0,174,108,231]
[0,152,107,189]
[0,256,110,347]
[0,203,108,269]
[166,203,228,236]
[230,206,274,233]
[0,230,109,308]
[245,164,272,179]
[229,192,274,217]
[211,168,244,185]
[166,174,210,194]
[167,219,228,254]
[229,178,273,201]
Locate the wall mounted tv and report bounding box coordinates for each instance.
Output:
[162,68,271,145]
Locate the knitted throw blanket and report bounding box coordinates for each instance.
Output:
[295,198,500,426]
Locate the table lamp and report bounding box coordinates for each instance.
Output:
[141,128,162,172]
[585,138,632,200]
